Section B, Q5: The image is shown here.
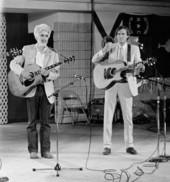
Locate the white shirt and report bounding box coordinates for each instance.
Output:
[35,45,47,68]
[117,43,126,61]
[36,51,45,68]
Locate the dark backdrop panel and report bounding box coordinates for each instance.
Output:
[6,13,28,123]
[122,13,170,78]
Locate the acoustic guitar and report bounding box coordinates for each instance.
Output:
[93,58,156,95]
[8,56,75,97]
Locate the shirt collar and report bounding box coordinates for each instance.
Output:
[35,44,47,54]
[118,42,127,50]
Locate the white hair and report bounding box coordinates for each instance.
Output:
[34,24,51,39]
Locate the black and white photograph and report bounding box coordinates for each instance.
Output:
[0,0,170,182]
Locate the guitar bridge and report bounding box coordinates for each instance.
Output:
[20,75,25,85]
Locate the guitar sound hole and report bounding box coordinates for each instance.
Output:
[104,68,115,79]
[120,70,126,79]
[24,73,35,86]
[110,68,116,76]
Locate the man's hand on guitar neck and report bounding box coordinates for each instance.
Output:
[40,68,50,77]
[135,63,145,76]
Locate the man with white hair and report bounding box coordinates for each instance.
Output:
[10,24,60,159]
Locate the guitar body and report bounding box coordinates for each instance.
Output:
[93,60,126,90]
[8,64,43,97]
[93,57,156,91]
[8,56,75,98]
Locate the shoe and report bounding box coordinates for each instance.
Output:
[126,147,138,155]
[41,152,54,159]
[103,148,111,155]
[30,152,39,159]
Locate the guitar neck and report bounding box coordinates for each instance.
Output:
[116,66,128,73]
[45,61,63,70]
[114,62,141,74]
[34,60,66,76]
[115,64,134,73]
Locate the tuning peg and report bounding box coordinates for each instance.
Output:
[72,55,75,61]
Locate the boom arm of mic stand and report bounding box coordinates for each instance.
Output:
[48,78,81,98]
[145,77,170,89]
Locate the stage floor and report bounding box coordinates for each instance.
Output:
[0,121,170,182]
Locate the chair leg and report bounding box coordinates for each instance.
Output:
[82,109,90,124]
[71,109,79,125]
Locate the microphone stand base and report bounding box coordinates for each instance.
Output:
[148,156,168,163]
[0,176,9,182]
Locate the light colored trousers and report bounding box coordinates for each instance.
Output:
[103,82,134,149]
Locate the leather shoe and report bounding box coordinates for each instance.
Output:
[103,148,111,155]
[30,152,39,159]
[126,147,137,155]
[41,152,54,159]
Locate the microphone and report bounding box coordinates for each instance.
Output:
[73,74,85,80]
[138,43,144,50]
[135,41,144,50]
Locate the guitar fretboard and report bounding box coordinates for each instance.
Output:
[114,62,140,74]
[33,58,74,76]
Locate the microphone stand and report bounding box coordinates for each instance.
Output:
[159,78,170,160]
[145,76,170,162]
[33,78,83,177]
[148,69,168,163]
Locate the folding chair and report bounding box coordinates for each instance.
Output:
[58,89,89,125]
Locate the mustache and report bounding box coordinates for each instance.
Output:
[41,39,47,42]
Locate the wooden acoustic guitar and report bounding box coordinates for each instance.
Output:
[8,56,75,97]
[93,58,156,95]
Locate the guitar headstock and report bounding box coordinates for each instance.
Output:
[0,47,22,58]
[9,48,22,58]
[143,57,157,66]
[64,55,75,63]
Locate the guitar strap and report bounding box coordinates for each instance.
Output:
[127,44,131,62]
[117,45,131,83]
[127,44,136,76]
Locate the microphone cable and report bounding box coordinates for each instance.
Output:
[0,158,2,171]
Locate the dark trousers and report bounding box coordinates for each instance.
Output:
[27,85,51,154]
